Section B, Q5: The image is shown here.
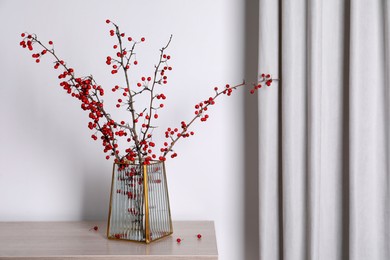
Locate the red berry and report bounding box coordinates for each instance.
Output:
[176,238,181,243]
[21,33,25,37]
[48,41,53,45]
[141,37,145,42]
[35,59,40,63]
[106,155,110,160]
[154,114,158,119]
[134,60,138,65]
[128,37,132,41]
[197,234,202,239]
[90,225,99,231]
[106,19,110,24]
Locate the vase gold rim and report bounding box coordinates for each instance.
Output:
[114,159,164,165]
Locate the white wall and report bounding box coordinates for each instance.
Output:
[0,1,247,259]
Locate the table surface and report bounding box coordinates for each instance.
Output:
[0,221,218,260]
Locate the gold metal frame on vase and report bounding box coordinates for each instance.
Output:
[106,160,173,244]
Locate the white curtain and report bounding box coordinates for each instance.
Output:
[257,0,390,259]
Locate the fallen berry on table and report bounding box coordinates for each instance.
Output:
[89,225,99,231]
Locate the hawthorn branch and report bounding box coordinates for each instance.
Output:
[112,23,143,162]
[31,37,121,161]
[162,77,275,158]
[141,35,173,143]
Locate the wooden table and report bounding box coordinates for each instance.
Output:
[0,221,218,260]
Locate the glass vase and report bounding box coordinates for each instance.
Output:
[107,160,173,243]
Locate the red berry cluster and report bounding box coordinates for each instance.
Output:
[249,73,273,94]
[20,20,275,165]
[19,33,123,161]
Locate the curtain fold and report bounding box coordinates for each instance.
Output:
[257,0,390,259]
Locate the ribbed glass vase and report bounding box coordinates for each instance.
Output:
[107,160,173,243]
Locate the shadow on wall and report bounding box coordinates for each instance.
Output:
[15,74,110,221]
[243,0,260,259]
[80,160,111,220]
[12,75,112,221]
